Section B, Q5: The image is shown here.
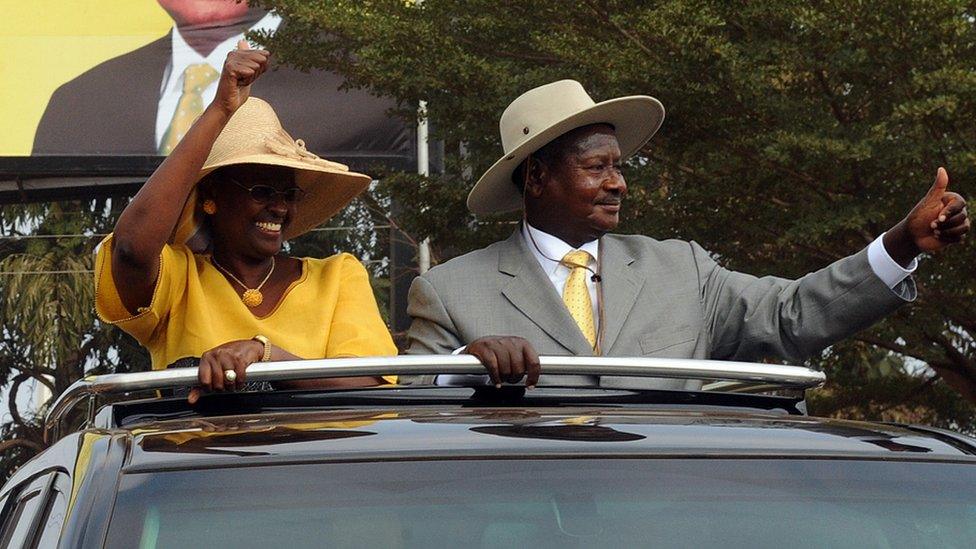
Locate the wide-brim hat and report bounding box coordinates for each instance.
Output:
[467,80,665,216]
[172,97,373,252]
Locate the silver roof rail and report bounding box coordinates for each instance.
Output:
[45,355,825,442]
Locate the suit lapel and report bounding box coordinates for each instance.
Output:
[597,236,646,353]
[498,231,594,355]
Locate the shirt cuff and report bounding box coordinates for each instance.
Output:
[435,346,472,385]
[867,232,917,289]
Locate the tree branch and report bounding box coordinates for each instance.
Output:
[452,35,564,65]
[854,334,955,372]
[583,0,658,58]
[754,225,844,263]
[0,438,45,455]
[857,333,976,402]
[7,368,55,392]
[814,68,850,124]
[10,363,57,378]
[927,329,976,377]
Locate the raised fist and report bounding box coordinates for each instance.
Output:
[213,40,270,116]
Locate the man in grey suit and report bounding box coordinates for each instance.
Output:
[406,80,970,388]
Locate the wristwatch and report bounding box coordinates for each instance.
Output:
[252,335,272,362]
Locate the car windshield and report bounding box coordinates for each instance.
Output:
[107,459,976,549]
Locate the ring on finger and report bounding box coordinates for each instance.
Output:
[224,369,238,383]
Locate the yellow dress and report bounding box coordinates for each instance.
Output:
[94,234,397,382]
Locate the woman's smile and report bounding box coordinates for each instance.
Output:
[254,221,282,234]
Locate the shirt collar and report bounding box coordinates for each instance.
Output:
[522,222,600,275]
[168,11,282,89]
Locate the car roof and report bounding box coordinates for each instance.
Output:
[120,405,976,473]
[33,357,976,481]
[45,355,828,442]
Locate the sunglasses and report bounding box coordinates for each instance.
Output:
[228,177,306,204]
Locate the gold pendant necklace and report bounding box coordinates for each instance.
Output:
[211,256,276,308]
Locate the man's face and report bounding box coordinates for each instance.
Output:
[533,124,626,244]
[157,0,251,27]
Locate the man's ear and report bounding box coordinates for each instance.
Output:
[524,156,548,199]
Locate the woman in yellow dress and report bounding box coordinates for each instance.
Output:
[95,43,396,403]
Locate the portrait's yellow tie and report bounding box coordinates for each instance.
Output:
[562,250,596,348]
[158,63,220,155]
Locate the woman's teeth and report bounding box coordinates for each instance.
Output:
[255,221,282,232]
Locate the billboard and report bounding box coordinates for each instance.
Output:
[0,1,410,163]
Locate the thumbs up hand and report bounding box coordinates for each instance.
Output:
[884,167,969,266]
[213,39,270,117]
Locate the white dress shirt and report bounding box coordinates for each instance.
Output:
[155,12,282,149]
[867,233,918,297]
[522,222,602,327]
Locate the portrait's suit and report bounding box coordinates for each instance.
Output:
[406,230,913,388]
[32,37,410,158]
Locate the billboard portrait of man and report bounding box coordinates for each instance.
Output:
[32,0,410,159]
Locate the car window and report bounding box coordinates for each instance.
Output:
[29,473,69,549]
[105,459,976,549]
[0,472,58,549]
[0,492,17,548]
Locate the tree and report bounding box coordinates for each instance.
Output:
[256,0,975,408]
[0,200,150,479]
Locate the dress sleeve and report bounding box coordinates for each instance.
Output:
[93,233,190,346]
[325,254,398,383]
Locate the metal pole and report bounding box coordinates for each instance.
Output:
[417,100,431,273]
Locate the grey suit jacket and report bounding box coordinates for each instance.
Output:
[405,230,914,388]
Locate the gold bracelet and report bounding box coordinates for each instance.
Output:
[252,335,272,362]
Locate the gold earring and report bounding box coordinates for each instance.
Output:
[202,199,217,215]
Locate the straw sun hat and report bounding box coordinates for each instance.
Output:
[467,80,666,216]
[172,97,372,252]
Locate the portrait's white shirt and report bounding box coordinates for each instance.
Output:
[155,12,282,149]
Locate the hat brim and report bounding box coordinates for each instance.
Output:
[172,154,372,252]
[466,95,665,216]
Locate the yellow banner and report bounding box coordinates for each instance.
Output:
[0,1,172,155]
[0,1,408,160]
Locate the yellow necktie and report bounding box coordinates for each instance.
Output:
[562,250,596,348]
[158,63,220,155]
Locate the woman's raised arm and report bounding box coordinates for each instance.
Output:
[110,41,269,313]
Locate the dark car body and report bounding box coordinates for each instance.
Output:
[3,359,976,548]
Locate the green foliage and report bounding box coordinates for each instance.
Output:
[810,340,976,433]
[1,252,93,371]
[257,0,976,421]
[0,199,150,481]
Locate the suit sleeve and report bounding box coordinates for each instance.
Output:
[696,242,914,362]
[405,275,464,355]
[32,84,76,154]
